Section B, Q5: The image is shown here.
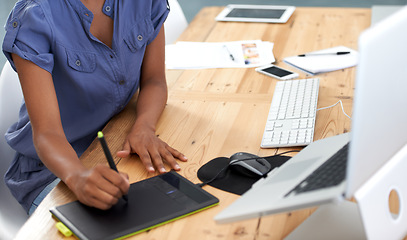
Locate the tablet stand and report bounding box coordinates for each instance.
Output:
[285,143,407,240]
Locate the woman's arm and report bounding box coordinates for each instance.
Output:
[12,53,129,210]
[117,26,187,173]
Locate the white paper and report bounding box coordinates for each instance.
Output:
[165,40,275,69]
[283,46,359,74]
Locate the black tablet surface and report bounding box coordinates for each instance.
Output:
[50,171,219,240]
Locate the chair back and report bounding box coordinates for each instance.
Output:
[0,61,27,239]
[164,0,188,45]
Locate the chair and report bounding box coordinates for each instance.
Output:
[0,61,27,240]
[164,0,188,45]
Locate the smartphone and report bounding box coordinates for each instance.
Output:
[255,64,299,80]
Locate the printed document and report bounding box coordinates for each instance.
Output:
[165,40,275,69]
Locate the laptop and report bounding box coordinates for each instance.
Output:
[215,5,407,224]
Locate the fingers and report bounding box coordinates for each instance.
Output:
[138,148,164,173]
[166,145,188,162]
[73,166,130,210]
[116,142,131,158]
[137,142,188,173]
[98,166,130,197]
[119,171,129,181]
[159,146,180,171]
[123,131,187,173]
[116,150,130,158]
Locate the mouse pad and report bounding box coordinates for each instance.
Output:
[197,155,291,195]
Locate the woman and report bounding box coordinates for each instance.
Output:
[2,0,187,214]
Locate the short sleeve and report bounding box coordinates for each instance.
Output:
[147,0,170,45]
[2,1,54,73]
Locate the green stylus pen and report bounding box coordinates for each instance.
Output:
[97,131,128,202]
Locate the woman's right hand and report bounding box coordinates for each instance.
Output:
[65,165,130,210]
[11,54,130,210]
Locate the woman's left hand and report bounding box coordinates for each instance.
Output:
[116,125,188,173]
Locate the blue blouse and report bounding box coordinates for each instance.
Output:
[2,0,169,212]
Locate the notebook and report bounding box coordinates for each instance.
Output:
[215,6,407,224]
[283,46,358,75]
[50,171,219,240]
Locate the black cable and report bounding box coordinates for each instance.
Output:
[273,150,300,156]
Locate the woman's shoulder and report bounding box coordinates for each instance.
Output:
[9,0,53,22]
[6,0,63,37]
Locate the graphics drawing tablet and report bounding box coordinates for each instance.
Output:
[50,171,219,240]
[215,5,296,23]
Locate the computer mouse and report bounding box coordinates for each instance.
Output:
[229,152,272,178]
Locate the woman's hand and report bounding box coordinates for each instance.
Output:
[12,53,131,210]
[116,125,187,173]
[117,26,187,173]
[65,165,130,210]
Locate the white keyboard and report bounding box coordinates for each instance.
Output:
[261,78,319,148]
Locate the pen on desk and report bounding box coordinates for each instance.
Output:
[97,131,128,202]
[298,51,351,57]
[223,45,235,61]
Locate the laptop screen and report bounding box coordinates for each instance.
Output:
[346,6,407,197]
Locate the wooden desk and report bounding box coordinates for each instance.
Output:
[15,7,371,240]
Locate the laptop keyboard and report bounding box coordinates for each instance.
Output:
[284,142,349,197]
